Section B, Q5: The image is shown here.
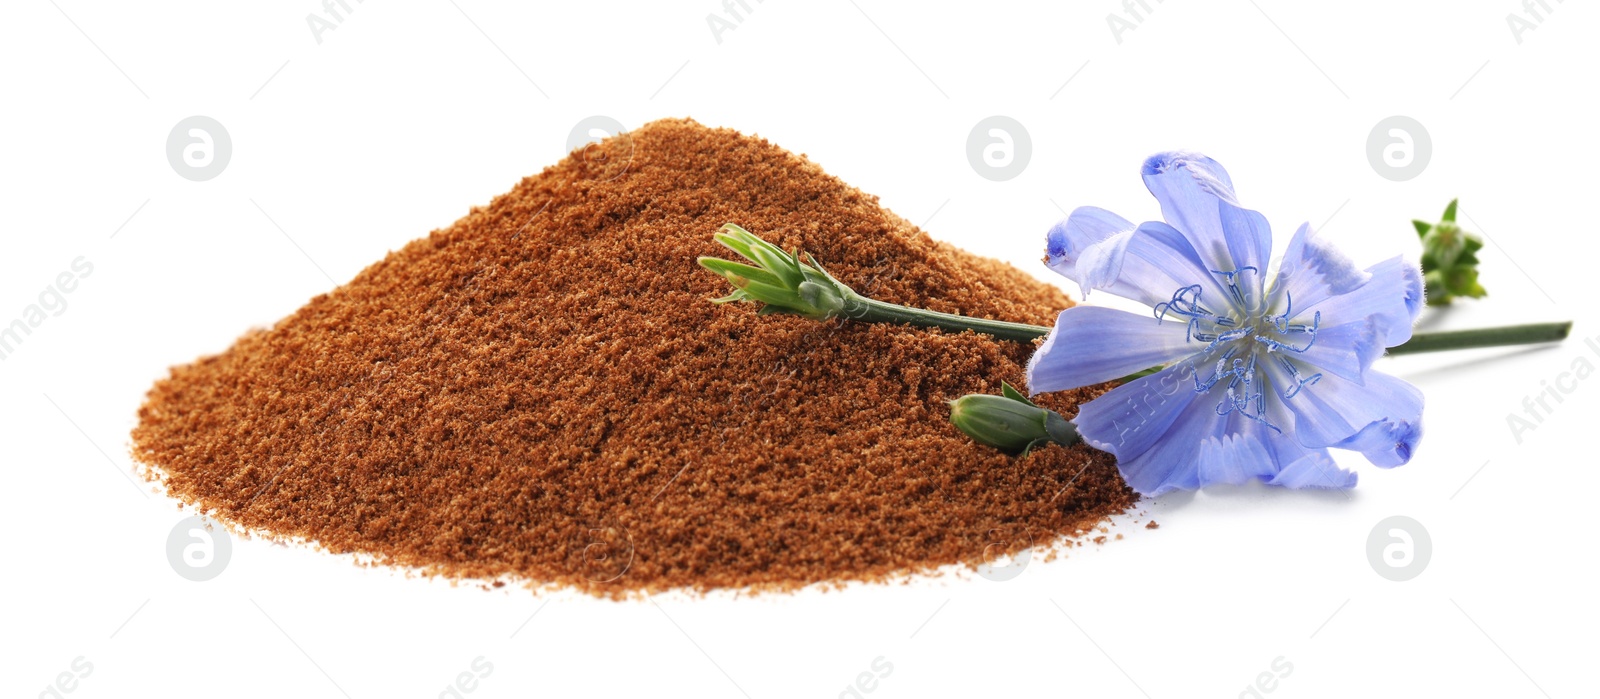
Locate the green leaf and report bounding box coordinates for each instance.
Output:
[747,241,804,289]
[1000,381,1035,406]
[1413,220,1432,237]
[1442,198,1458,222]
[712,228,758,261]
[1447,267,1487,299]
[733,278,804,304]
[1018,437,1053,459]
[743,227,795,261]
[718,222,758,241]
[698,257,784,289]
[802,252,834,279]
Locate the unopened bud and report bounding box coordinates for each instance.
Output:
[949,383,1079,455]
[1414,199,1486,305]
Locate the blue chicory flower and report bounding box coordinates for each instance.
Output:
[1027,152,1425,496]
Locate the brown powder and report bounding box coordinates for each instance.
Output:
[131,118,1135,597]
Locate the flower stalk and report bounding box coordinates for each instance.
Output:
[699,223,1572,356]
[947,383,1079,455]
[841,296,1049,343]
[699,224,1051,342]
[1385,321,1573,355]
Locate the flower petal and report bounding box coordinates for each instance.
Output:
[1196,400,1354,490]
[1348,256,1425,346]
[1333,413,1421,468]
[1074,364,1203,456]
[1026,306,1196,394]
[1119,221,1236,305]
[1271,225,1421,348]
[1216,201,1275,306]
[1267,449,1358,489]
[1074,230,1135,298]
[1092,388,1224,495]
[1079,359,1365,495]
[1305,264,1421,348]
[1046,206,1135,271]
[1289,317,1384,383]
[1045,207,1143,302]
[1195,423,1277,486]
[1270,222,1370,313]
[1280,257,1421,354]
[1047,210,1224,306]
[1073,363,1223,495]
[1269,365,1424,467]
[1141,152,1269,274]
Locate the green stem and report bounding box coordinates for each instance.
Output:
[1110,320,1575,382]
[842,294,1050,343]
[844,293,1575,357]
[1385,321,1572,355]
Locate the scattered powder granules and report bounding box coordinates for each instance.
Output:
[132,118,1136,597]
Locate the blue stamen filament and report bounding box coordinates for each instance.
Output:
[1155,270,1324,432]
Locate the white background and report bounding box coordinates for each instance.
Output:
[2,1,1596,697]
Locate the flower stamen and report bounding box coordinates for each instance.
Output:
[1274,354,1323,399]
[1211,266,1259,312]
[1166,269,1332,434]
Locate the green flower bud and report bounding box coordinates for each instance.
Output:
[698,224,853,320]
[1414,199,1487,306]
[698,224,1053,342]
[948,383,1079,456]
